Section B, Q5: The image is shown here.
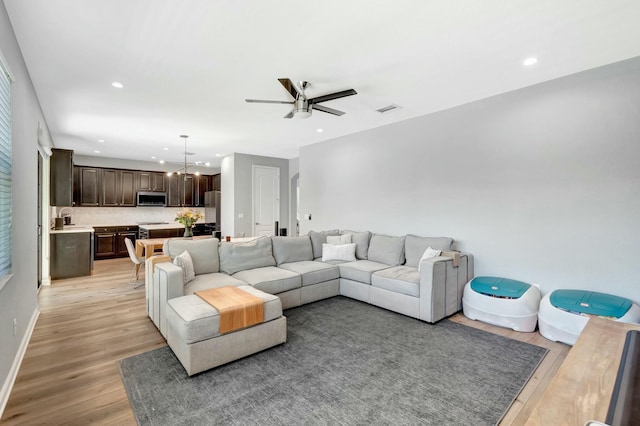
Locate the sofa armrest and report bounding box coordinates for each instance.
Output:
[145,255,171,321]
[154,262,185,338]
[418,252,473,323]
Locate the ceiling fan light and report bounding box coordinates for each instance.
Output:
[295,109,311,119]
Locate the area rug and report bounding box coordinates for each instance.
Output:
[118,296,547,425]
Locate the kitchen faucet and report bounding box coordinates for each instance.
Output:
[58,207,73,218]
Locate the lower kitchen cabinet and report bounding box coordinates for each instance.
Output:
[94,225,138,259]
[50,232,92,279]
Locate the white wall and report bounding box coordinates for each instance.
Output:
[0,2,47,413]
[226,153,289,238]
[300,57,640,302]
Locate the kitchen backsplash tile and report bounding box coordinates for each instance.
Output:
[61,207,211,227]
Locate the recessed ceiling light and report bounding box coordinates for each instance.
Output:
[163,147,169,151]
[94,150,100,154]
[317,128,323,133]
[215,153,221,157]
[159,160,165,164]
[111,82,124,88]
[151,156,156,159]
[98,139,104,143]
[205,162,211,166]
[523,57,538,66]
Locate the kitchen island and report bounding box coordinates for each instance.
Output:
[50,226,94,279]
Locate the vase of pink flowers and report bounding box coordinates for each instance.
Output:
[175,208,202,238]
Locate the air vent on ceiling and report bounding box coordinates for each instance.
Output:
[376,104,401,114]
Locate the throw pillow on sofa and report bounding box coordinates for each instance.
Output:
[219,236,276,275]
[173,250,195,285]
[322,243,356,262]
[418,246,442,271]
[308,229,340,259]
[271,236,314,265]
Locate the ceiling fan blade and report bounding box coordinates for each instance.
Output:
[283,109,295,119]
[245,99,294,104]
[312,104,345,116]
[309,89,357,105]
[278,78,300,100]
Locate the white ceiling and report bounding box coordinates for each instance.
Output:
[5,0,640,169]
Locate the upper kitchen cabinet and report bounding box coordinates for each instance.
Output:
[212,173,221,191]
[167,174,194,207]
[194,175,212,206]
[137,171,165,192]
[74,166,100,207]
[101,169,136,207]
[50,148,74,206]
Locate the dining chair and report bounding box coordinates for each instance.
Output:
[125,237,144,288]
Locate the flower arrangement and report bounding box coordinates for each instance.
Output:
[174,208,202,228]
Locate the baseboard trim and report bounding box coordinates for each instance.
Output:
[0,307,40,419]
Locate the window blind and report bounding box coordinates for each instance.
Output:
[0,58,12,279]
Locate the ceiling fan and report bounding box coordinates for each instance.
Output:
[245,78,357,119]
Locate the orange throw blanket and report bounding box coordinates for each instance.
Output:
[195,286,264,334]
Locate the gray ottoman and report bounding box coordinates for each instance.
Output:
[166,285,287,375]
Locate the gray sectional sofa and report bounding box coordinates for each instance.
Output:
[150,230,473,338]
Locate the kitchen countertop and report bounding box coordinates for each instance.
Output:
[50,225,95,234]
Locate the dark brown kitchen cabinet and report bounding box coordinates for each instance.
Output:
[137,171,166,192]
[212,173,221,191]
[74,167,100,206]
[94,226,117,259]
[194,175,212,206]
[50,232,91,279]
[167,174,194,206]
[147,228,182,238]
[101,169,136,207]
[116,226,139,256]
[50,148,74,206]
[94,225,138,259]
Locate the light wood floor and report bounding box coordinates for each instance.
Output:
[1,258,570,425]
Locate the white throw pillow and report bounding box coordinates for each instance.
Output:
[173,250,195,285]
[326,234,352,245]
[322,243,356,262]
[418,246,442,271]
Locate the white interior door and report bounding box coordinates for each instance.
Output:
[253,165,280,237]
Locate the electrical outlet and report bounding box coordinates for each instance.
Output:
[12,318,17,336]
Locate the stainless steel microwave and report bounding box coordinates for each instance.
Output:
[136,191,167,207]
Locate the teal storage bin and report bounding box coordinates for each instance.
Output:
[469,276,530,299]
[550,290,632,319]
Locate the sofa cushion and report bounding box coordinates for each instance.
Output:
[404,235,454,268]
[322,243,356,262]
[278,261,340,286]
[341,230,372,260]
[165,286,282,344]
[308,229,340,259]
[367,234,406,266]
[372,266,420,297]
[233,266,301,294]
[327,234,352,245]
[184,273,247,295]
[219,237,276,275]
[271,236,313,265]
[339,260,392,285]
[164,237,220,275]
